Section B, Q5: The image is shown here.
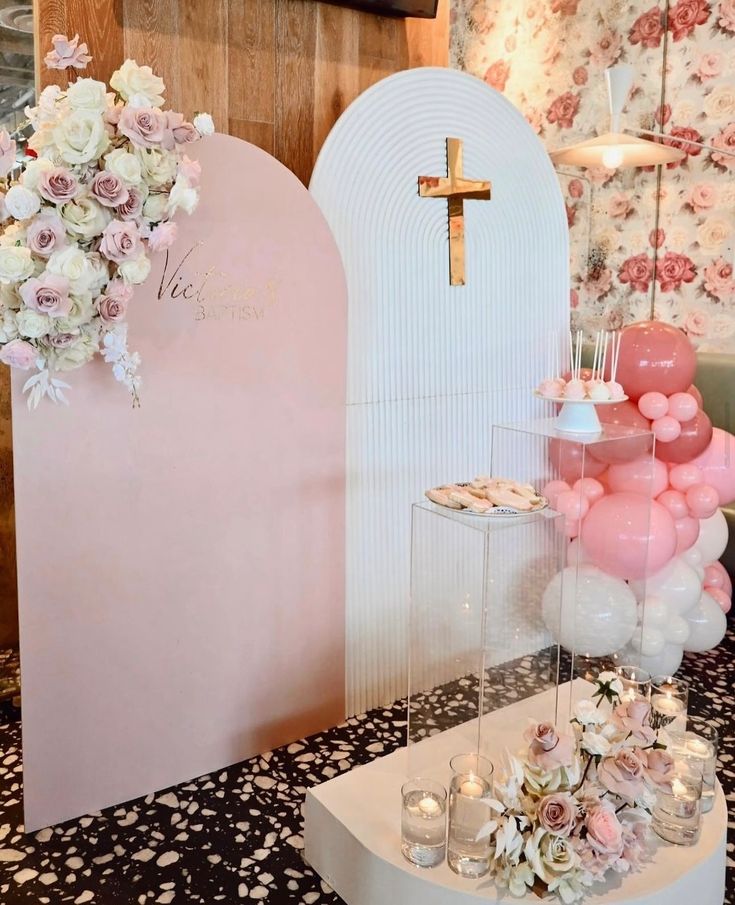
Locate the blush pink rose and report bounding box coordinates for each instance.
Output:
[484,60,510,92]
[684,309,710,336]
[640,748,675,788]
[573,66,588,86]
[711,124,735,170]
[0,130,16,178]
[547,91,580,129]
[612,700,656,744]
[148,220,178,252]
[92,171,130,208]
[19,272,71,317]
[118,106,167,148]
[719,0,735,31]
[608,193,631,218]
[164,111,199,146]
[590,30,622,67]
[656,251,696,292]
[619,253,655,292]
[116,186,145,221]
[26,212,66,257]
[649,228,665,248]
[537,793,578,836]
[0,338,36,370]
[668,0,711,41]
[586,805,624,856]
[597,750,645,803]
[100,219,141,263]
[688,183,716,212]
[38,167,79,204]
[697,52,722,80]
[584,267,613,300]
[703,257,735,300]
[524,722,575,770]
[97,292,129,324]
[629,6,664,47]
[44,33,91,70]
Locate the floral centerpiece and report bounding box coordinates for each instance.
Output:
[481,672,674,902]
[0,34,214,407]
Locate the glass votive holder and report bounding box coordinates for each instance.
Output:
[400,777,447,868]
[668,718,719,815]
[447,753,494,879]
[652,753,703,846]
[615,665,651,702]
[650,675,688,732]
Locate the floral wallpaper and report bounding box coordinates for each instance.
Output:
[451,0,735,352]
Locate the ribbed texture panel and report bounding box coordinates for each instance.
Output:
[310,69,569,716]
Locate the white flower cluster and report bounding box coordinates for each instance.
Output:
[0,43,212,408]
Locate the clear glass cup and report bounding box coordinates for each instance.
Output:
[615,665,651,702]
[652,753,703,845]
[401,777,447,867]
[668,718,719,815]
[650,675,688,732]
[447,753,494,878]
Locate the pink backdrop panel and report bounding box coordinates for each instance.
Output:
[12,133,347,831]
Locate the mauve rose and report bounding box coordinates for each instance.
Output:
[27,212,66,257]
[97,292,128,324]
[148,220,178,252]
[656,251,696,292]
[704,257,735,301]
[38,166,79,204]
[618,253,655,292]
[697,52,722,80]
[597,750,645,803]
[586,806,624,856]
[168,112,198,145]
[547,92,580,129]
[19,272,71,317]
[47,331,78,349]
[524,722,575,770]
[612,700,656,744]
[668,0,710,41]
[100,219,141,263]
[629,6,664,47]
[0,338,36,369]
[116,186,145,221]
[118,106,167,148]
[537,793,577,836]
[91,171,130,208]
[484,60,510,92]
[641,748,675,788]
[44,33,91,71]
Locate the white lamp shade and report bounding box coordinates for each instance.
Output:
[549,131,685,168]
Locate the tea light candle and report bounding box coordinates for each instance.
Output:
[615,665,651,702]
[686,737,713,759]
[652,694,684,716]
[459,777,484,798]
[651,675,689,732]
[418,795,442,817]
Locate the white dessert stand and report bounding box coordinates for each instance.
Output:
[534,392,629,435]
[304,681,726,905]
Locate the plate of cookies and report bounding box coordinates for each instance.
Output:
[425,477,548,516]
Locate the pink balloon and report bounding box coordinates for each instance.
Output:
[689,427,735,506]
[704,562,733,597]
[638,392,669,420]
[667,392,698,423]
[669,463,704,492]
[582,493,677,580]
[590,401,653,465]
[685,483,720,519]
[707,586,732,615]
[573,478,605,504]
[549,438,608,484]
[657,489,689,520]
[687,384,704,408]
[607,455,668,497]
[614,321,697,401]
[652,416,682,443]
[674,516,700,554]
[654,409,713,465]
[556,490,590,520]
[542,480,571,509]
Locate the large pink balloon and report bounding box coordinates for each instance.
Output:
[669,463,704,492]
[704,561,733,597]
[582,493,677,580]
[674,516,700,554]
[590,401,653,465]
[607,455,668,497]
[614,321,697,401]
[690,427,735,506]
[654,409,713,465]
[549,438,608,484]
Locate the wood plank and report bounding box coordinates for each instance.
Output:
[405,0,449,69]
[228,118,274,156]
[228,0,275,125]
[177,0,228,127]
[313,3,359,163]
[122,0,181,113]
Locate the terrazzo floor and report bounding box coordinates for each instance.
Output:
[0,638,732,905]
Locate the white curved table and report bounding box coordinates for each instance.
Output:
[304,682,726,905]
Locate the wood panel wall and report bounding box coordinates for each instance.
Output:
[0,0,449,647]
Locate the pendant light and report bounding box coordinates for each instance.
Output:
[549,65,685,169]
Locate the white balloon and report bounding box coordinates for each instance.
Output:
[694,509,729,563]
[639,596,667,627]
[681,547,703,569]
[626,642,684,677]
[663,615,690,645]
[630,556,703,617]
[629,626,665,657]
[542,564,638,658]
[684,590,728,652]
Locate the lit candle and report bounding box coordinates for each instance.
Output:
[685,737,712,759]
[652,693,684,715]
[459,776,484,798]
[671,777,693,799]
[418,795,441,818]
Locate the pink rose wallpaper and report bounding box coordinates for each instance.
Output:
[451,0,735,351]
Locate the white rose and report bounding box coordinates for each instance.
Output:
[697,217,731,251]
[86,252,111,295]
[61,195,111,241]
[66,78,108,113]
[55,295,94,331]
[142,192,168,223]
[104,148,142,186]
[16,308,51,339]
[710,314,735,339]
[5,185,41,221]
[118,253,151,285]
[573,699,605,726]
[703,84,735,121]
[167,176,198,215]
[25,84,61,130]
[0,245,33,284]
[0,309,18,342]
[0,222,27,247]
[0,283,22,310]
[110,60,165,107]
[137,148,177,188]
[20,157,55,192]
[51,330,98,371]
[193,112,215,135]
[581,730,611,756]
[47,246,98,295]
[53,110,109,165]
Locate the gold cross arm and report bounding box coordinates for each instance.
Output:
[418,137,492,286]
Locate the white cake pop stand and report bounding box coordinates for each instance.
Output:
[533,391,628,434]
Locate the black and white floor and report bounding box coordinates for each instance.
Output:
[0,637,732,905]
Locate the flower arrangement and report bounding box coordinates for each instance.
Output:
[0,34,214,408]
[481,672,674,903]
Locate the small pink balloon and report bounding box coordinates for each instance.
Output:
[669,463,704,492]
[638,391,669,420]
[542,480,571,509]
[667,392,698,423]
[674,515,700,553]
[685,483,720,519]
[690,427,735,507]
[556,490,590,520]
[652,415,682,443]
[707,586,732,614]
[572,478,605,504]
[704,561,733,597]
[657,489,688,520]
[607,455,668,497]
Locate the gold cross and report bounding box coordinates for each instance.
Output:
[418,137,492,286]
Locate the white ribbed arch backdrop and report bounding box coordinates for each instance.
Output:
[310,68,568,716]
